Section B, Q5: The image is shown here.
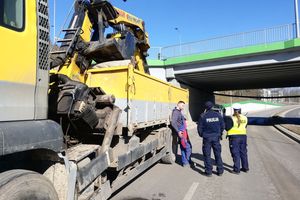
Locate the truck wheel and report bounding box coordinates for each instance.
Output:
[0,169,59,200]
[161,129,176,164]
[44,163,68,200]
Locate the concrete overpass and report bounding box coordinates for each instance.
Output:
[148,40,300,91]
[147,24,300,119]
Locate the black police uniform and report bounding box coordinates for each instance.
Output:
[198,107,225,175]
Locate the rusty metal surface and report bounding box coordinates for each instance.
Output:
[66,144,99,162]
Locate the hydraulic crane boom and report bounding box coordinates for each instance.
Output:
[50,0,149,77]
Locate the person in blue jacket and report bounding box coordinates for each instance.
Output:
[198,101,225,176]
[171,101,193,167]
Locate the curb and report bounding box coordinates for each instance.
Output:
[273,124,300,144]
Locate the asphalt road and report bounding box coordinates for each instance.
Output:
[285,107,300,118]
[110,107,300,200]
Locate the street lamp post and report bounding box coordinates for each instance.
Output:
[174,27,182,56]
[295,0,300,38]
[53,0,56,42]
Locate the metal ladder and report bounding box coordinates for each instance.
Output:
[50,28,81,56]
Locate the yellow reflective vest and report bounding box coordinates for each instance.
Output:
[227,114,248,135]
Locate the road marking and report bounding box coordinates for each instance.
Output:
[183,182,199,200]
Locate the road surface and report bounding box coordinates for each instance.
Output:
[285,107,300,118]
[110,107,300,200]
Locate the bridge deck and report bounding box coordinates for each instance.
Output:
[148,39,300,90]
[148,38,300,66]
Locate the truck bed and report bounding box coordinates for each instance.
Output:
[86,65,188,132]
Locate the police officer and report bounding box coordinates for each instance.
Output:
[198,101,225,176]
[227,103,249,174]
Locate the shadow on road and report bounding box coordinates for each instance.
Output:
[109,163,158,200]
[174,154,182,166]
[120,198,149,200]
[190,153,232,175]
[119,197,166,200]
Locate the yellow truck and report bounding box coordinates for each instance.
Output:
[0,0,188,199]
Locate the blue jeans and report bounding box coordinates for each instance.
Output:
[180,139,192,165]
[229,135,249,172]
[202,136,223,174]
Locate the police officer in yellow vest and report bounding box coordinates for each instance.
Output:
[226,103,249,174]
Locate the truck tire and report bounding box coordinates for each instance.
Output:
[161,151,176,164]
[0,169,59,200]
[44,163,68,200]
[161,129,176,164]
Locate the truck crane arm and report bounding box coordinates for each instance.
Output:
[50,0,149,75]
[48,0,151,146]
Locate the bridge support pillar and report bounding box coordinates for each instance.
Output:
[180,85,215,121]
[165,66,215,121]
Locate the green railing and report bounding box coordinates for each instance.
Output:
[148,24,296,60]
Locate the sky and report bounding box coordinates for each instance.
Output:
[49,0,296,47]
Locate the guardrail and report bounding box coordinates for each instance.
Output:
[147,47,162,60]
[147,24,296,60]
